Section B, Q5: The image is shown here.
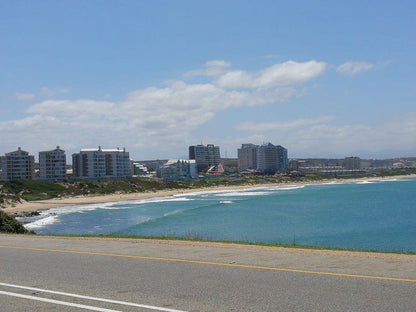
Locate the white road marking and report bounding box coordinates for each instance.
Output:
[0,291,121,312]
[0,282,188,312]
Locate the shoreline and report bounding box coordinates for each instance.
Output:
[3,174,416,216]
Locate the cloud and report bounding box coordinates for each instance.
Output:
[0,59,343,159]
[184,60,231,77]
[40,87,70,97]
[233,113,416,158]
[236,116,336,132]
[336,62,373,76]
[28,100,115,119]
[14,93,36,101]
[3,81,292,157]
[215,60,327,89]
[262,54,281,59]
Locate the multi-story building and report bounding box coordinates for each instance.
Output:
[0,147,35,181]
[157,159,198,181]
[189,144,221,172]
[238,143,288,174]
[237,144,257,171]
[257,143,278,174]
[131,162,149,176]
[72,147,131,180]
[39,146,66,181]
[275,144,288,172]
[343,157,361,170]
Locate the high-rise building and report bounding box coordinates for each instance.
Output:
[343,157,361,170]
[72,147,131,180]
[237,143,288,174]
[0,147,35,181]
[39,146,66,181]
[257,143,288,174]
[276,145,288,172]
[189,144,221,172]
[237,144,257,171]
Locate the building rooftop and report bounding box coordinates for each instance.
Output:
[80,146,127,153]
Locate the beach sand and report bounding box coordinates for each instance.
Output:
[3,183,278,215]
[3,174,416,215]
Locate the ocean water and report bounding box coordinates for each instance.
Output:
[22,178,416,252]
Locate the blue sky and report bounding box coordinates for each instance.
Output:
[1,1,415,160]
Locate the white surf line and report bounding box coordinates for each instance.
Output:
[0,282,188,312]
[0,291,121,312]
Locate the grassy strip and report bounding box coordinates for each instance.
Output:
[31,233,416,255]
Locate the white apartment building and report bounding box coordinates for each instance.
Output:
[72,147,131,180]
[189,144,221,172]
[157,159,198,181]
[0,147,35,181]
[39,146,66,181]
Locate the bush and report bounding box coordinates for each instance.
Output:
[0,210,31,234]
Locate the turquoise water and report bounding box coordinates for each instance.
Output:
[24,178,416,252]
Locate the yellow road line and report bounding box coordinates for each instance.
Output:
[1,245,415,283]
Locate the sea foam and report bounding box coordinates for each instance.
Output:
[25,215,58,229]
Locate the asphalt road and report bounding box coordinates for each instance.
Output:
[0,235,415,311]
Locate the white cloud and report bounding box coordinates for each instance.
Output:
[262,54,281,59]
[236,116,336,132]
[28,100,115,119]
[14,93,36,101]
[40,87,70,97]
[336,62,373,76]
[6,59,391,159]
[233,113,416,158]
[216,60,327,89]
[2,79,296,158]
[184,60,231,77]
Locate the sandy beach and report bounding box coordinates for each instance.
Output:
[3,183,280,215]
[3,174,416,216]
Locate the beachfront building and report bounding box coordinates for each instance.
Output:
[189,144,221,172]
[0,147,35,181]
[39,146,67,181]
[343,156,361,170]
[257,143,288,174]
[72,147,131,180]
[131,162,149,176]
[237,143,288,174]
[237,144,258,171]
[157,159,198,181]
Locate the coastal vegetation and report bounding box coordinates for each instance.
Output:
[0,210,32,234]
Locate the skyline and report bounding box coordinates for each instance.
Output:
[1,1,416,160]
